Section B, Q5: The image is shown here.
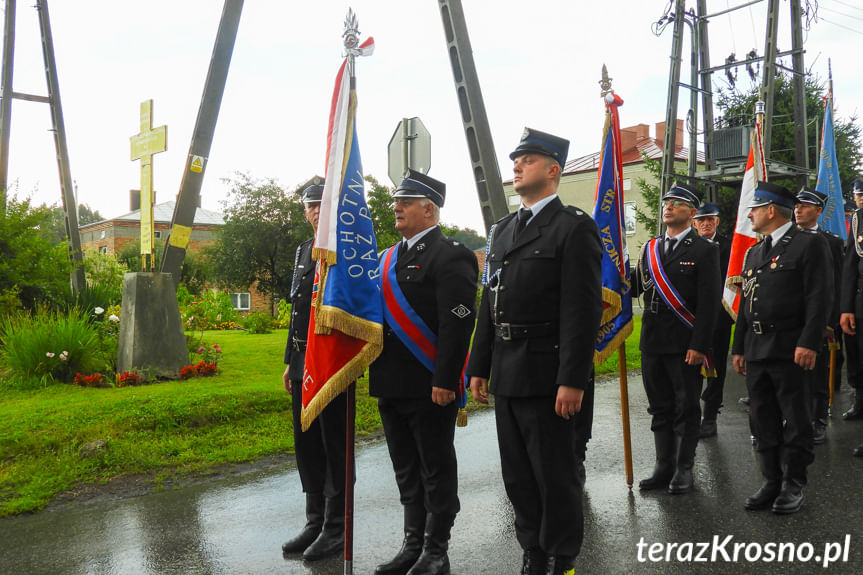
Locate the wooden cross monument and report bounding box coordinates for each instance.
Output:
[130,99,167,271]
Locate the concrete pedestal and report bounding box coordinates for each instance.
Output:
[117,272,188,379]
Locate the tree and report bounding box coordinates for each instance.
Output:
[209,173,310,303]
[0,196,72,313]
[48,203,104,245]
[716,72,863,193]
[634,153,662,237]
[366,174,401,249]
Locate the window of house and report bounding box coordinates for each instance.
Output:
[231,292,251,311]
[99,230,106,239]
[99,246,108,255]
[624,202,637,235]
[623,178,632,191]
[154,230,162,239]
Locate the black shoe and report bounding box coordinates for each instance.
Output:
[853,443,863,457]
[813,421,827,445]
[772,481,804,515]
[376,535,423,575]
[546,555,575,575]
[521,548,547,575]
[303,528,344,561]
[744,481,781,510]
[405,548,449,575]
[282,493,324,555]
[667,467,693,494]
[699,419,717,439]
[843,406,863,420]
[639,431,675,490]
[739,396,750,406]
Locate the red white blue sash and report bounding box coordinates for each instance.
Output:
[379,244,468,407]
[644,237,716,376]
[380,244,438,373]
[645,237,696,327]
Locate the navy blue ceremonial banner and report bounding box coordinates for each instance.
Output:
[816,93,846,240]
[593,93,633,364]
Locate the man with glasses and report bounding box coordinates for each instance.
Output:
[281,182,348,561]
[732,182,832,514]
[633,183,720,495]
[370,169,478,575]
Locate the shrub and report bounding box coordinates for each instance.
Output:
[190,342,222,366]
[243,311,274,334]
[177,287,239,331]
[0,307,105,388]
[73,372,107,387]
[115,370,143,386]
[275,299,292,329]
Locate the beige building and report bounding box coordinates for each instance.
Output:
[503,120,703,254]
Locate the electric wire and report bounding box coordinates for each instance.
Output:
[831,0,863,13]
[820,5,863,23]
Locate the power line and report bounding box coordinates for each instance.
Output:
[819,15,863,36]
[820,4,863,22]
[831,0,863,13]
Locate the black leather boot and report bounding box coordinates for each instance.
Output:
[546,555,575,575]
[303,494,345,561]
[699,402,720,438]
[668,434,698,494]
[772,478,805,514]
[843,391,863,420]
[521,548,547,575]
[639,431,675,490]
[745,449,781,510]
[406,512,454,575]
[812,396,828,445]
[375,505,426,575]
[282,493,324,555]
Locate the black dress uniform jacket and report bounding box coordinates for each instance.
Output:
[285,238,315,380]
[467,198,602,395]
[370,226,478,397]
[819,229,843,329]
[732,226,833,360]
[841,210,863,319]
[633,231,721,355]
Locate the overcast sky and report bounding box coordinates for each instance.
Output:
[5,0,862,233]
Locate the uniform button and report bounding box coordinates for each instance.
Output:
[754,313,759,316]
[499,286,506,291]
[504,260,510,265]
[406,275,411,280]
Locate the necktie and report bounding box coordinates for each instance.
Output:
[665,237,677,256]
[515,208,531,239]
[764,235,772,252]
[397,240,407,260]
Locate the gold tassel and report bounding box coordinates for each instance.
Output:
[456,408,468,427]
[701,365,718,378]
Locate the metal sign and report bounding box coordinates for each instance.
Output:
[387,117,431,186]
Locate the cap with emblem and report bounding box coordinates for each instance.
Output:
[853,179,863,195]
[796,186,827,208]
[747,181,798,209]
[846,200,856,213]
[693,203,719,219]
[662,181,702,209]
[393,168,446,207]
[509,127,569,168]
[302,183,324,203]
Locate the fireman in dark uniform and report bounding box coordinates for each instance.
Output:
[369,170,478,575]
[633,183,720,495]
[692,203,732,438]
[281,182,348,561]
[794,187,843,445]
[841,180,863,455]
[468,128,602,575]
[842,180,863,421]
[732,181,833,515]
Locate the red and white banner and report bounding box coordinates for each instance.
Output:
[722,122,766,320]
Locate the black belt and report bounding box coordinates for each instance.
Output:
[494,322,554,341]
[750,319,800,335]
[291,337,307,351]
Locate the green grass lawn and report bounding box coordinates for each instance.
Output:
[0,319,643,517]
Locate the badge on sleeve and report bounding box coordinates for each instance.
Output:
[451,304,471,319]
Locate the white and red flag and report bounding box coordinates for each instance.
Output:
[722,120,766,320]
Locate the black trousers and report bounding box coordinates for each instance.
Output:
[494,395,584,557]
[848,329,863,389]
[746,359,814,482]
[642,352,703,436]
[804,337,832,403]
[378,397,459,516]
[291,380,347,499]
[701,316,733,410]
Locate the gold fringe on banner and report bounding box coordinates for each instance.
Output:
[593,319,633,366]
[456,408,468,427]
[722,274,743,321]
[316,305,384,345]
[599,286,622,326]
[300,339,382,431]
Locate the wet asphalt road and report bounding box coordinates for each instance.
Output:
[3,366,863,575]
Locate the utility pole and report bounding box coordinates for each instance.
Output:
[437,0,507,234]
[789,0,809,187]
[160,0,243,286]
[760,0,780,160]
[659,0,685,235]
[686,9,699,179]
[0,0,15,215]
[696,0,715,175]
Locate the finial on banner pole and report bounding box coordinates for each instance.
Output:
[343,8,361,76]
[600,64,615,101]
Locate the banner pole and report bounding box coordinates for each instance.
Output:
[618,346,634,488]
[344,382,356,575]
